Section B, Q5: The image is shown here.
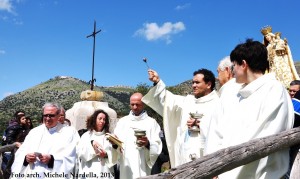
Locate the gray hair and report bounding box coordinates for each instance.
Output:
[60,106,65,114]
[218,56,232,71]
[42,102,61,115]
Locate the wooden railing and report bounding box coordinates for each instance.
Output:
[140,127,300,179]
[0,143,17,179]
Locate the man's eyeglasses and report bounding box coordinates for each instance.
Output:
[43,114,57,118]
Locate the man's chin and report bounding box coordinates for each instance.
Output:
[45,122,53,128]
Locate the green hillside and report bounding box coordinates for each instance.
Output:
[0,75,193,135]
[0,76,133,133]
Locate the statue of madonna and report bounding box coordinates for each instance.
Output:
[261,25,299,88]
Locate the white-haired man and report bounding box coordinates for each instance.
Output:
[11,102,80,179]
[217,56,235,96]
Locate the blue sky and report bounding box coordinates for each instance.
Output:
[1,0,299,100]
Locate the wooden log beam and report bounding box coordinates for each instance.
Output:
[0,143,17,179]
[139,127,300,179]
[0,143,17,153]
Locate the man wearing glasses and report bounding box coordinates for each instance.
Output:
[10,102,80,179]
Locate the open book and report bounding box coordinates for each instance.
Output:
[105,133,123,149]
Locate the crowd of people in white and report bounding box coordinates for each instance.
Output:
[2,30,300,179]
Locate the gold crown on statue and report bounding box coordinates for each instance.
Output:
[261,25,272,35]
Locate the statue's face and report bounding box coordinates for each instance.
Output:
[265,34,273,42]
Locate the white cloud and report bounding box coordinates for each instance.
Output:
[0,0,15,14]
[175,3,191,10]
[134,22,185,44]
[0,50,5,54]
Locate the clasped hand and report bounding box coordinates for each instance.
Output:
[187,117,200,129]
[26,153,51,164]
[136,136,149,147]
[92,141,107,158]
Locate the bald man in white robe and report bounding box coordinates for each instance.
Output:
[113,93,162,179]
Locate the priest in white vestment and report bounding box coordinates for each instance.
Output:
[77,109,116,179]
[217,56,234,96]
[10,102,80,179]
[142,68,220,167]
[206,39,294,178]
[113,93,162,179]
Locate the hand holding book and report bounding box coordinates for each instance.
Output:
[105,133,123,149]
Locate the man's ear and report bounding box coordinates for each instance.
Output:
[225,66,231,77]
[225,66,230,72]
[241,60,248,70]
[206,81,212,89]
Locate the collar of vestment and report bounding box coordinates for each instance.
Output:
[129,110,148,121]
[218,78,237,96]
[193,90,219,103]
[45,123,63,134]
[92,129,105,136]
[239,73,276,98]
[48,124,58,134]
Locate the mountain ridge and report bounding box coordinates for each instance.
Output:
[0,75,192,134]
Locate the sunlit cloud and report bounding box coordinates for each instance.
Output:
[175,3,191,10]
[0,50,5,54]
[0,0,23,24]
[0,0,16,14]
[134,22,185,44]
